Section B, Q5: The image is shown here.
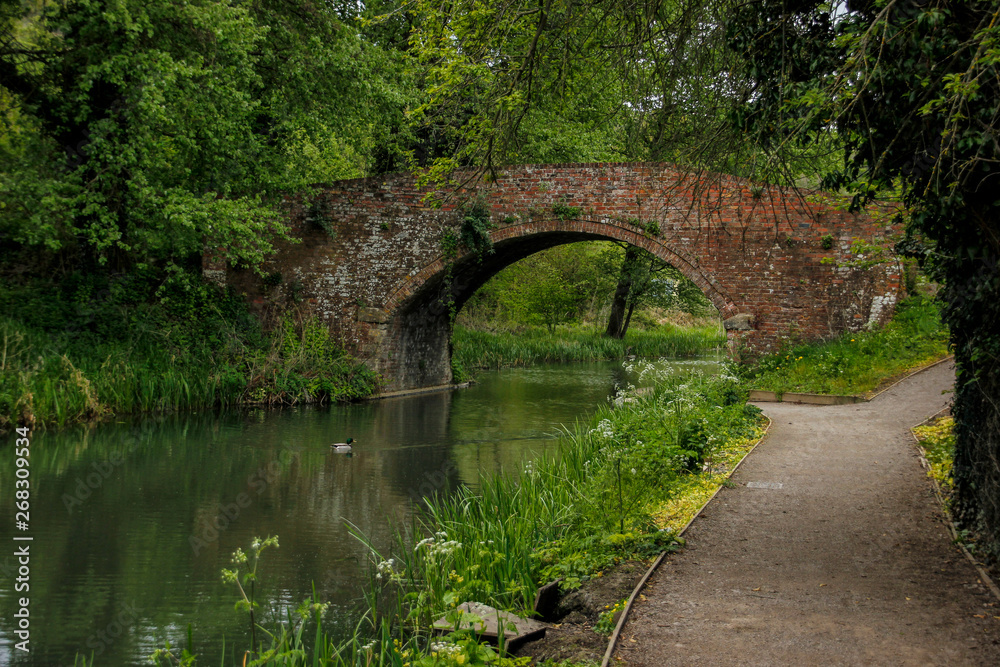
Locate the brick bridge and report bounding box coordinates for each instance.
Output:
[210,163,902,392]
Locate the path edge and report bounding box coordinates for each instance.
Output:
[749,354,954,405]
[600,415,774,667]
[910,411,1000,603]
[866,354,955,401]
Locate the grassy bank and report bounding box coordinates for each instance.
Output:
[452,323,726,378]
[0,273,377,431]
[145,365,765,666]
[742,296,949,397]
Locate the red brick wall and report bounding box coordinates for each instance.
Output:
[220,162,902,390]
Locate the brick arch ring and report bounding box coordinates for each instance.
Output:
[383,218,739,320]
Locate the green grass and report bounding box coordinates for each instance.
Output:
[0,314,377,430]
[452,323,725,375]
[743,296,949,397]
[0,272,378,431]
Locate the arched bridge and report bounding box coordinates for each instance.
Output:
[209,163,902,392]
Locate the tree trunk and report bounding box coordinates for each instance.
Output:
[606,246,640,338]
[951,244,1000,559]
[620,299,637,338]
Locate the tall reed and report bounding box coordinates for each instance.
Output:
[452,324,725,372]
[333,367,761,659]
[0,310,377,431]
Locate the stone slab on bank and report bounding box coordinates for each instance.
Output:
[748,390,864,405]
[432,602,548,646]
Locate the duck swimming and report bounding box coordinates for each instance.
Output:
[331,438,353,452]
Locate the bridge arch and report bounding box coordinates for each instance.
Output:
[213,162,903,392]
[387,219,733,317]
[384,219,735,389]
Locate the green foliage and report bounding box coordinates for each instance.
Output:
[594,599,628,636]
[730,0,1000,558]
[0,271,377,431]
[450,353,470,384]
[744,297,949,397]
[460,198,496,258]
[353,368,762,637]
[463,243,607,332]
[452,325,724,371]
[0,0,408,270]
[305,198,337,237]
[606,245,712,312]
[405,0,806,182]
[459,241,716,340]
[149,637,197,667]
[221,536,281,656]
[154,535,342,667]
[914,417,956,498]
[551,201,582,221]
[144,370,762,666]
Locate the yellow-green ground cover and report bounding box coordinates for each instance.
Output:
[652,420,769,532]
[909,417,997,564]
[913,416,956,498]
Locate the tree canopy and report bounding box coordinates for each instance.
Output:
[403,0,742,179]
[0,0,409,270]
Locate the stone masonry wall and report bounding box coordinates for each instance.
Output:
[219,162,902,391]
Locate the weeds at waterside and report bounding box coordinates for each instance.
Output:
[143,367,764,666]
[742,296,949,397]
[452,324,725,377]
[0,274,378,431]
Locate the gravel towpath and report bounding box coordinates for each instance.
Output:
[613,360,1000,665]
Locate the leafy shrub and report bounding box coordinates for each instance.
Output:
[594,598,628,635]
[461,199,496,257]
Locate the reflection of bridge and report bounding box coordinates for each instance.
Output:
[208,162,901,391]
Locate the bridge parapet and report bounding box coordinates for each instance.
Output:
[216,163,902,391]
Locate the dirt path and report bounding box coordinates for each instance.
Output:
[614,360,1000,665]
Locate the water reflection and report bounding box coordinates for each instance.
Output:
[0,357,720,665]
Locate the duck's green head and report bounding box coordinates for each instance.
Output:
[346,437,353,444]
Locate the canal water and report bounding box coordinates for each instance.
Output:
[0,357,720,666]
